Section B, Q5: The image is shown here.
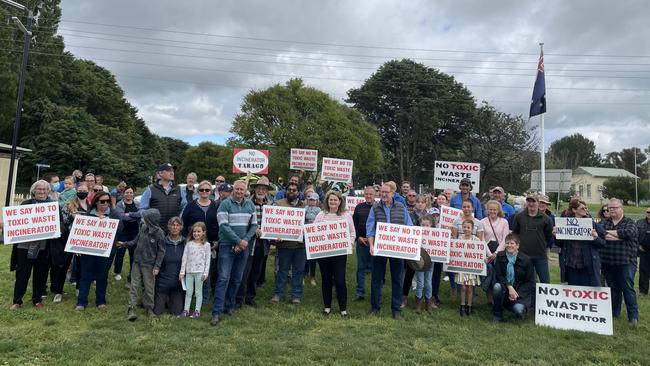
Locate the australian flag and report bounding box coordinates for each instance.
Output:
[529,49,546,118]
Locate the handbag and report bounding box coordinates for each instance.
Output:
[487,218,500,253]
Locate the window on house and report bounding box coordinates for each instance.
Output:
[586,184,592,198]
[578,184,584,198]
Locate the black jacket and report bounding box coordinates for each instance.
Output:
[494,250,536,308]
[156,236,186,290]
[181,199,220,243]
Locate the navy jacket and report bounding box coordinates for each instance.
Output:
[181,199,220,243]
[156,235,186,290]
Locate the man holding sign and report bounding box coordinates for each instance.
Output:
[366,182,414,319]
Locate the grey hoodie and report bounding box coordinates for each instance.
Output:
[124,209,166,268]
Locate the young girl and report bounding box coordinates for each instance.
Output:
[179,222,211,318]
[415,215,437,314]
[456,219,491,317]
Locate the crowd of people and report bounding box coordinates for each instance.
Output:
[5,165,648,326]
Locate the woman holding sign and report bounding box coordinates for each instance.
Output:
[9,180,55,310]
[555,198,605,287]
[313,190,356,316]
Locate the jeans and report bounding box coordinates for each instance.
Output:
[492,283,527,319]
[77,255,111,307]
[212,244,249,316]
[371,256,404,313]
[531,258,550,283]
[602,263,639,320]
[184,273,204,312]
[639,250,649,295]
[355,240,372,297]
[275,247,307,300]
[128,263,156,310]
[415,267,433,299]
[565,266,594,287]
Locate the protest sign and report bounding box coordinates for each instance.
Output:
[64,215,119,257]
[421,227,451,263]
[443,239,487,275]
[535,283,613,336]
[554,217,594,241]
[2,202,61,244]
[439,205,463,231]
[345,196,380,215]
[373,223,421,261]
[290,148,318,171]
[434,160,480,193]
[320,157,353,183]
[232,148,270,174]
[259,206,305,241]
[304,220,352,260]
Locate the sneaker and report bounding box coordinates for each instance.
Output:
[34,302,44,309]
[443,275,450,282]
[291,298,301,305]
[75,305,85,311]
[97,304,107,311]
[146,308,156,317]
[127,307,138,321]
[114,274,122,281]
[210,315,220,326]
[9,303,21,310]
[191,310,201,318]
[178,310,189,318]
[53,294,63,303]
[270,295,280,304]
[310,278,316,286]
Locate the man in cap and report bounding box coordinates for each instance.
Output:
[450,178,483,219]
[217,183,233,201]
[512,193,553,283]
[237,176,273,307]
[537,193,556,249]
[485,186,515,220]
[139,163,184,232]
[275,174,304,201]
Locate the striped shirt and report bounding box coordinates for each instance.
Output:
[217,196,258,246]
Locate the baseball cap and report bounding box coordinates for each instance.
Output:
[491,186,504,193]
[538,194,551,204]
[427,207,440,215]
[525,193,538,202]
[157,163,174,172]
[309,192,320,200]
[218,183,233,193]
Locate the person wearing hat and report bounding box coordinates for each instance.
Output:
[139,163,184,232]
[537,193,556,249]
[450,178,483,219]
[512,193,554,283]
[236,176,274,307]
[484,186,515,221]
[275,174,305,201]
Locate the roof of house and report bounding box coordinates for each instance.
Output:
[575,166,639,179]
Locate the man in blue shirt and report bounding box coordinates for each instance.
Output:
[450,178,483,219]
[366,182,414,320]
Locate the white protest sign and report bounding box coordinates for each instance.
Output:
[374,223,421,261]
[421,227,451,263]
[259,206,305,241]
[232,148,269,174]
[555,218,594,241]
[290,148,318,171]
[535,284,613,336]
[2,202,61,244]
[64,215,119,257]
[439,205,463,231]
[434,160,480,193]
[345,197,380,215]
[304,219,352,260]
[320,157,353,183]
[443,239,487,275]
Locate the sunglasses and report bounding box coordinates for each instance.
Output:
[407,194,416,197]
[646,211,650,214]
[215,180,225,183]
[198,188,211,193]
[93,189,101,192]
[98,199,110,204]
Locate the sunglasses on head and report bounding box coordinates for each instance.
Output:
[98,199,110,204]
[199,188,211,192]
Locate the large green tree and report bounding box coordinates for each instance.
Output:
[546,133,601,170]
[602,176,649,205]
[178,142,237,183]
[229,79,383,184]
[347,59,476,183]
[602,147,648,179]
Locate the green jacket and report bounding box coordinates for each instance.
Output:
[512,210,553,259]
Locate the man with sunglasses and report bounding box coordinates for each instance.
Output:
[139,163,184,232]
[637,207,650,297]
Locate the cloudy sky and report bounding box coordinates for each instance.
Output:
[57,0,649,154]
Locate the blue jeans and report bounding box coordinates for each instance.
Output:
[492,283,527,319]
[371,256,404,313]
[531,258,550,283]
[212,244,249,316]
[356,240,372,297]
[602,263,639,321]
[77,255,111,307]
[275,247,307,300]
[415,267,433,299]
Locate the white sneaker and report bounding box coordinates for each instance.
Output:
[115,274,122,281]
[53,294,63,303]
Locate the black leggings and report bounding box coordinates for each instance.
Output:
[318,255,347,311]
[402,265,415,297]
[13,248,49,305]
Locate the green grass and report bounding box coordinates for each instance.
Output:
[0,246,648,365]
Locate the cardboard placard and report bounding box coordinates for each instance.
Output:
[64,215,119,257]
[434,160,480,193]
[2,202,61,244]
[232,148,269,174]
[345,197,379,215]
[304,219,352,260]
[535,284,613,336]
[373,223,421,260]
[320,157,353,183]
[439,205,463,231]
[555,218,594,241]
[259,206,305,241]
[443,239,487,275]
[290,148,318,171]
[421,227,452,263]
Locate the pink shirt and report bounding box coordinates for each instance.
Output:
[480,216,510,253]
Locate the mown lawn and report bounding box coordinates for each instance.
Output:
[0,246,648,365]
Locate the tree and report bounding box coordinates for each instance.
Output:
[230,79,383,184]
[347,59,476,183]
[178,142,238,183]
[546,133,601,170]
[602,148,648,179]
[459,102,539,194]
[602,176,649,205]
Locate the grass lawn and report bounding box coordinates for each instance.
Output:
[0,246,648,365]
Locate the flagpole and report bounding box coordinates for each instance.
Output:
[539,43,545,195]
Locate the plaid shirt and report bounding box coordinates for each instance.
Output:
[599,216,639,265]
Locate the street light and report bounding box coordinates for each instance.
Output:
[2,0,33,207]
